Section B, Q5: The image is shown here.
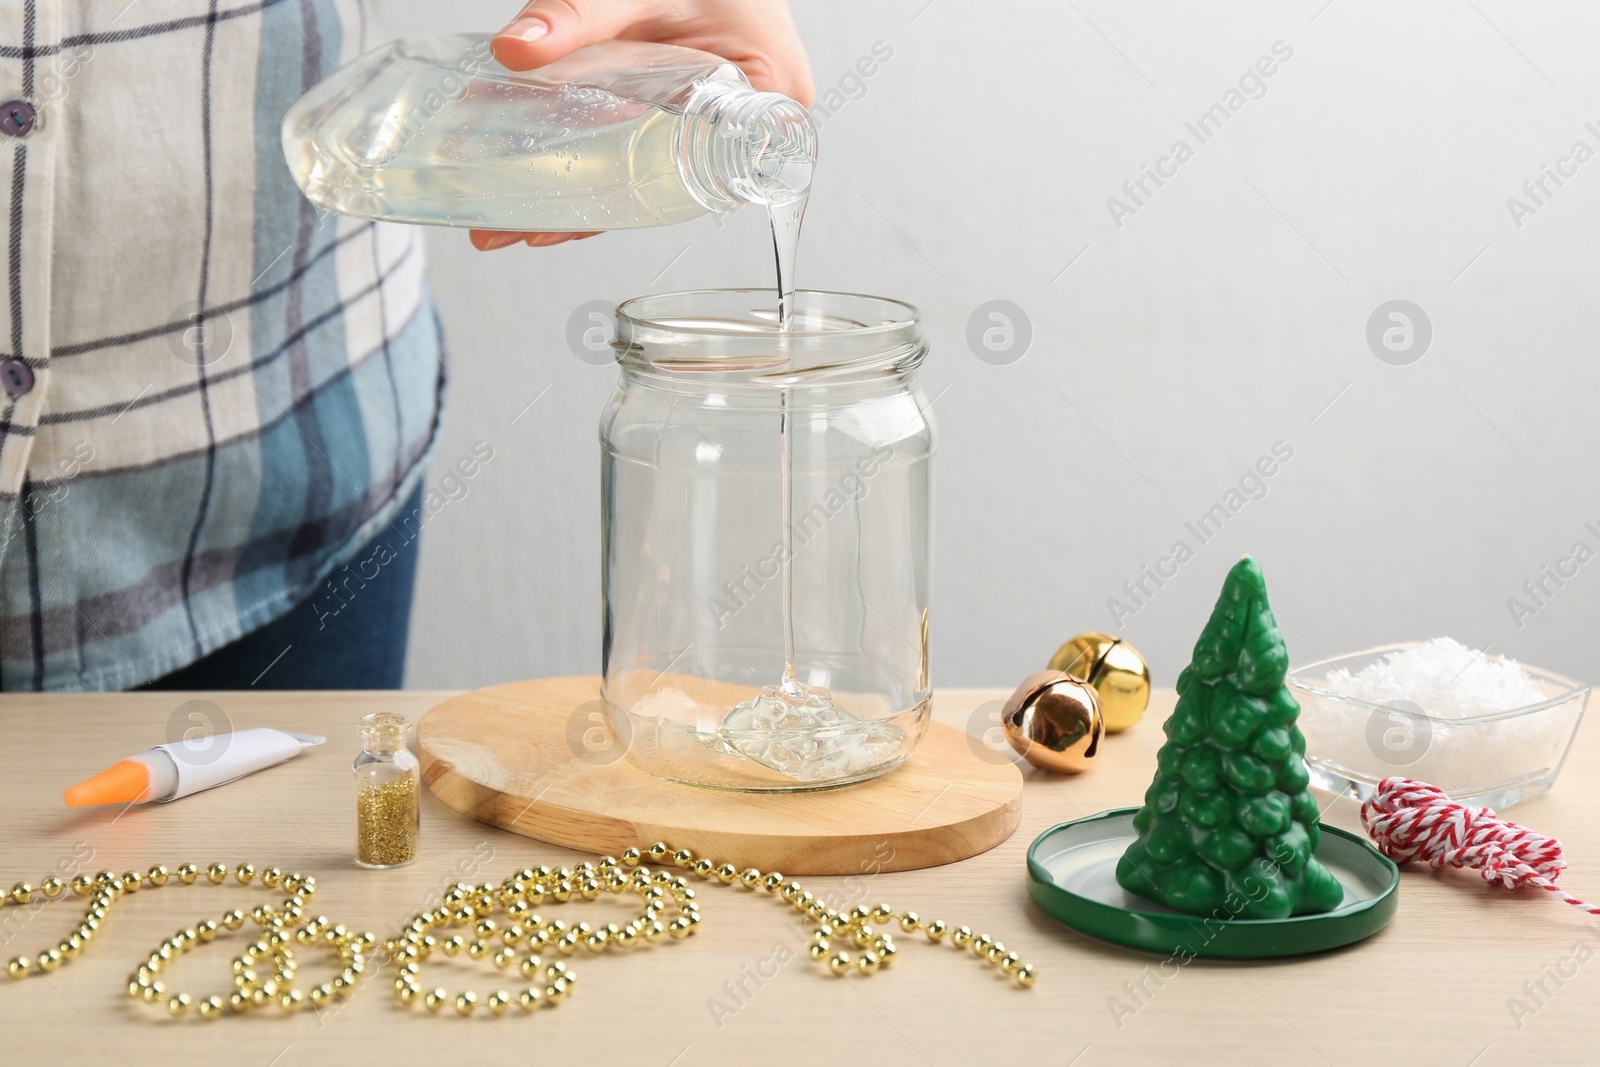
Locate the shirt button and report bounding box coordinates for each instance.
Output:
[0,100,36,137]
[1,358,34,397]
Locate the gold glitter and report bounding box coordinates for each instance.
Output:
[356,775,419,868]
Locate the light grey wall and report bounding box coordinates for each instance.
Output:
[378,0,1600,693]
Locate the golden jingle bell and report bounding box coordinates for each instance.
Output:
[1000,670,1104,773]
[1047,632,1150,733]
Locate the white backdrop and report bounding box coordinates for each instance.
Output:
[372,0,1600,693]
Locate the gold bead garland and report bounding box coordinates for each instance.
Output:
[633,841,1037,989]
[4,863,373,1021]
[387,849,703,1015]
[4,840,1033,1021]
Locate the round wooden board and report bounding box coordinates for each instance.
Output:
[417,676,1023,874]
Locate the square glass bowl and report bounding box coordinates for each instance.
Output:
[1287,643,1589,810]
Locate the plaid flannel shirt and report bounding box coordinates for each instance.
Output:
[0,0,445,691]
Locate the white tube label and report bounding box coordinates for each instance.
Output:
[154,728,322,801]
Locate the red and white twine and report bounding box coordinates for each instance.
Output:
[1359,776,1600,914]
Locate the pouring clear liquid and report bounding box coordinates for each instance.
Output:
[284,35,910,785]
[702,199,912,786]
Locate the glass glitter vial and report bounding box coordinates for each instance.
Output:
[600,289,935,792]
[1116,558,1343,918]
[354,713,420,869]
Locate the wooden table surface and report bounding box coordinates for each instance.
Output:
[3,687,1596,1066]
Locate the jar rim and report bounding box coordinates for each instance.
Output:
[613,288,925,385]
[616,288,920,338]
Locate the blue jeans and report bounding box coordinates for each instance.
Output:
[147,487,422,690]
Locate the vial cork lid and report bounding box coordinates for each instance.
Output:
[358,712,410,751]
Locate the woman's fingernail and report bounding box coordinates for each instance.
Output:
[500,17,549,43]
[476,231,521,251]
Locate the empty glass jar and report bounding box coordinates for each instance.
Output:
[600,289,934,791]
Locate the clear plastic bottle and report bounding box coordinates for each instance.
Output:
[282,35,817,231]
[353,713,420,869]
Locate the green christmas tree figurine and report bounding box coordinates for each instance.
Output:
[1115,557,1343,919]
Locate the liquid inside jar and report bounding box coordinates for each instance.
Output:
[602,290,933,791]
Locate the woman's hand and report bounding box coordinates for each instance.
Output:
[471,0,813,251]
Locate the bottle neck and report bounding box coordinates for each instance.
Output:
[679,82,817,213]
[358,712,409,759]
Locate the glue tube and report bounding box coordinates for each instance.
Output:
[64,729,325,806]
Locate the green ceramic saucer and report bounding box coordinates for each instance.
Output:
[1026,808,1398,959]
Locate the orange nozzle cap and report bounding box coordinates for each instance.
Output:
[64,759,152,807]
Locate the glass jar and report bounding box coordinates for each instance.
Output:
[353,712,420,868]
[600,289,934,791]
